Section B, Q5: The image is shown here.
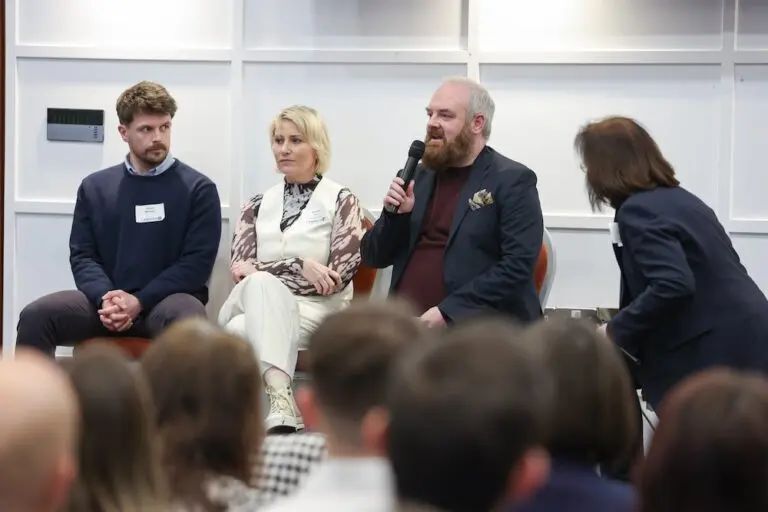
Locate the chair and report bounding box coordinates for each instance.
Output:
[76,336,151,360]
[533,227,556,309]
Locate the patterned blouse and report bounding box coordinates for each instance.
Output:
[230,175,364,296]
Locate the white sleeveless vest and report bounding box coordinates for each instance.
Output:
[256,177,353,302]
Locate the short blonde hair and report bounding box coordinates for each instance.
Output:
[269,105,331,174]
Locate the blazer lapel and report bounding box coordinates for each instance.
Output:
[407,167,436,254]
[446,147,492,249]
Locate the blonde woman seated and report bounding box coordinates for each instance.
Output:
[219,105,364,433]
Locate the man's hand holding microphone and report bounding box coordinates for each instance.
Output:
[382,140,424,215]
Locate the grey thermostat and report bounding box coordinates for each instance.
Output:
[47,108,104,143]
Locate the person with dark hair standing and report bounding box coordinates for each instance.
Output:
[640,368,768,512]
[510,319,638,512]
[576,116,768,408]
[16,80,222,356]
[63,343,167,512]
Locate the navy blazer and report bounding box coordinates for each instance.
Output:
[509,458,635,512]
[361,146,543,323]
[609,186,768,407]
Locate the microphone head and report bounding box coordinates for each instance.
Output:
[408,140,426,159]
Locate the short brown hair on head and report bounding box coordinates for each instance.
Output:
[307,300,425,434]
[63,342,166,512]
[521,318,639,470]
[141,318,263,507]
[575,116,679,210]
[387,318,552,512]
[116,80,178,125]
[639,368,768,512]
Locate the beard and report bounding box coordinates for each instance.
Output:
[140,144,168,166]
[421,122,473,171]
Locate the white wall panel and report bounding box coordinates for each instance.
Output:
[14,214,75,320]
[244,0,467,50]
[732,65,768,219]
[737,0,768,50]
[482,64,722,216]
[731,234,768,293]
[18,0,231,49]
[207,220,235,321]
[16,59,231,203]
[546,229,620,309]
[478,0,723,52]
[241,63,465,209]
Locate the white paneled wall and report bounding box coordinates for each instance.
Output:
[5,0,768,352]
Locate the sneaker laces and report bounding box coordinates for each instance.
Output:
[267,386,294,416]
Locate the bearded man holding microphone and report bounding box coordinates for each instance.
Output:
[361,77,544,327]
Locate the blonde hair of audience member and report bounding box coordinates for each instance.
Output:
[521,318,639,473]
[297,300,425,456]
[386,318,552,512]
[640,368,768,512]
[269,104,331,175]
[62,343,167,512]
[0,350,79,512]
[141,318,264,511]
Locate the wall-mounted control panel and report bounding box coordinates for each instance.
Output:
[47,108,104,143]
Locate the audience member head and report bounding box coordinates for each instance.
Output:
[141,318,263,509]
[62,343,166,512]
[387,318,552,512]
[521,318,639,472]
[575,116,679,210]
[639,368,768,512]
[299,300,425,455]
[270,104,331,179]
[0,350,78,512]
[423,77,494,170]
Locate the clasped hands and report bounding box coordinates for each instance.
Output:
[230,259,341,296]
[98,290,142,332]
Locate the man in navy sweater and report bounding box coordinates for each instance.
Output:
[16,81,222,356]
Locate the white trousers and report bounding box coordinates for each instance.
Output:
[218,272,345,379]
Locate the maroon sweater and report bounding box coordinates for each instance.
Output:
[397,165,472,314]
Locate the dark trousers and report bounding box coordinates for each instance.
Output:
[16,290,207,356]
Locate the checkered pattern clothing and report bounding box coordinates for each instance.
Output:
[250,432,328,505]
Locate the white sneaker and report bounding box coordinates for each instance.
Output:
[265,385,304,433]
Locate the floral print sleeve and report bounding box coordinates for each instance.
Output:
[327,189,364,289]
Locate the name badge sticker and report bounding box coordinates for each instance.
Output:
[609,222,623,247]
[304,207,327,225]
[136,203,166,223]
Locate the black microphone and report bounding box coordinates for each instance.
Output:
[384,140,426,214]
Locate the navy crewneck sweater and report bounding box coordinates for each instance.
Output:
[69,159,222,310]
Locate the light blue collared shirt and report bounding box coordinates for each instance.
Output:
[124,152,176,176]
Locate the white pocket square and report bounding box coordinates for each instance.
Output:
[468,189,494,211]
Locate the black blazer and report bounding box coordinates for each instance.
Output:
[361,146,543,323]
[609,186,768,407]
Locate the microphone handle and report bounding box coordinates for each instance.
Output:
[383,156,419,214]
